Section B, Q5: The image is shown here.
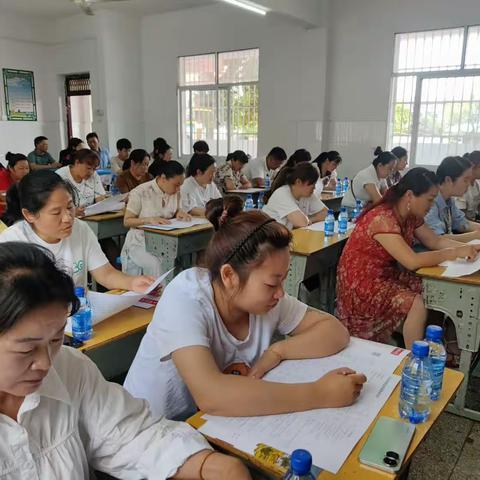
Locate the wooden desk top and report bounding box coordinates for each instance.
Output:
[142,222,213,237]
[417,266,480,286]
[320,192,344,201]
[188,366,463,479]
[291,229,350,256]
[82,211,125,222]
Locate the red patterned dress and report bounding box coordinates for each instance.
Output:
[336,204,423,343]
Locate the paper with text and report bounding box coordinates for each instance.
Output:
[84,194,127,217]
[141,218,210,231]
[301,221,353,233]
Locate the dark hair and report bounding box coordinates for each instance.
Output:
[464,151,480,166]
[436,156,472,183]
[5,152,28,169]
[0,242,79,333]
[391,146,408,159]
[226,150,249,164]
[123,149,150,171]
[205,195,244,230]
[153,160,184,179]
[265,162,319,203]
[67,137,84,150]
[72,148,100,168]
[372,146,397,168]
[116,138,132,151]
[86,132,99,141]
[193,140,210,153]
[186,153,216,177]
[267,147,287,161]
[152,137,171,161]
[312,151,342,174]
[34,136,48,147]
[4,170,76,224]
[285,149,311,167]
[204,210,291,286]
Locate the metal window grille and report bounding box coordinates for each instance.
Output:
[66,74,91,96]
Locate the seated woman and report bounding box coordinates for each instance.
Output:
[0,152,30,216]
[424,156,480,242]
[204,196,244,230]
[122,161,191,276]
[124,209,364,421]
[336,168,480,349]
[0,242,250,480]
[262,162,327,229]
[455,151,480,221]
[214,150,251,192]
[311,150,342,193]
[0,171,152,292]
[148,137,173,178]
[59,137,85,167]
[116,149,153,194]
[342,147,396,210]
[181,153,222,216]
[56,149,106,217]
[386,146,409,187]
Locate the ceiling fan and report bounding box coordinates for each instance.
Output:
[71,0,130,16]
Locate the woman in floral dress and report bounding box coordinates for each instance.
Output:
[336,167,480,348]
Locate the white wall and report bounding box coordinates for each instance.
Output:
[325,0,480,178]
[141,3,327,160]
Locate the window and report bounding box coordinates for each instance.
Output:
[387,26,480,166]
[178,49,259,157]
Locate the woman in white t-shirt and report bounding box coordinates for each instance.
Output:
[262,162,327,229]
[0,170,153,292]
[0,242,251,480]
[56,149,106,217]
[311,150,343,194]
[342,147,397,209]
[124,209,365,421]
[122,161,191,276]
[181,153,222,216]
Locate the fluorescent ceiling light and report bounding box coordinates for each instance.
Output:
[220,0,268,16]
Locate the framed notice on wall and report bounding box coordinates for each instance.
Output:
[3,69,37,121]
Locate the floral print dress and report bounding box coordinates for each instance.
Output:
[336,203,423,343]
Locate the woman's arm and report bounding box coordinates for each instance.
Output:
[286,210,310,228]
[308,208,328,224]
[187,207,206,217]
[94,195,106,203]
[224,178,236,191]
[124,208,171,227]
[240,174,252,189]
[91,262,154,292]
[364,183,382,203]
[468,220,480,231]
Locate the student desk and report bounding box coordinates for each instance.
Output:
[187,366,463,480]
[82,211,128,240]
[417,266,480,421]
[226,188,268,207]
[143,222,214,280]
[320,191,344,213]
[286,229,350,313]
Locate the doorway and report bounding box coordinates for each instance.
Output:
[65,73,93,141]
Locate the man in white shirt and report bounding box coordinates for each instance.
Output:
[244,147,287,187]
[110,138,132,174]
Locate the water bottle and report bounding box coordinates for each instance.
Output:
[284,449,316,480]
[335,179,342,196]
[265,173,271,189]
[352,200,363,222]
[257,192,265,209]
[424,325,447,401]
[342,176,349,193]
[338,207,348,234]
[110,174,119,196]
[244,194,254,210]
[399,340,433,424]
[324,209,335,237]
[72,287,93,341]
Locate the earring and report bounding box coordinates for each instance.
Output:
[407,202,411,212]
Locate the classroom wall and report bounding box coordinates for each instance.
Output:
[141,3,328,161]
[324,0,480,178]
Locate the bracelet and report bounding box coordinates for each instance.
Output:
[199,450,217,480]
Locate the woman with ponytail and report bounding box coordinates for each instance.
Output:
[312,150,343,192]
[336,168,480,349]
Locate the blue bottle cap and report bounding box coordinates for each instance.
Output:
[328,209,334,214]
[425,325,443,341]
[412,340,429,358]
[74,286,85,297]
[344,176,348,180]
[340,207,347,213]
[290,449,312,476]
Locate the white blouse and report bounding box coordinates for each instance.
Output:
[180,176,222,213]
[0,346,210,479]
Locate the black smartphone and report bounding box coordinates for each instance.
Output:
[63,335,84,349]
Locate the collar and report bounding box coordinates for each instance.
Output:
[151,178,168,198]
[435,192,451,210]
[34,150,46,156]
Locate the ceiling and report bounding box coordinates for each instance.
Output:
[0,0,216,18]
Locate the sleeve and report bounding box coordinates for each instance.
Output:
[93,173,106,196]
[125,188,142,216]
[47,152,55,164]
[276,294,308,335]
[306,194,327,216]
[451,202,470,232]
[424,203,446,235]
[269,188,301,219]
[27,152,36,164]
[211,182,222,199]
[368,211,402,237]
[73,350,211,479]
[180,183,195,213]
[80,221,109,271]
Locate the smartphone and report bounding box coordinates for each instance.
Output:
[359,417,415,473]
[63,335,84,349]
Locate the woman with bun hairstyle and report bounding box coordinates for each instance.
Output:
[148,137,173,178]
[262,162,327,229]
[337,168,480,348]
[311,150,342,192]
[386,146,409,188]
[122,160,191,275]
[116,149,153,194]
[342,146,396,209]
[0,152,30,191]
[124,208,363,421]
[205,196,244,230]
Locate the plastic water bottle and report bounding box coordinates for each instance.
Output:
[284,449,316,480]
[335,179,342,196]
[72,287,93,341]
[324,209,335,237]
[110,174,119,196]
[424,325,447,401]
[352,200,363,222]
[257,192,265,209]
[244,194,254,210]
[338,207,348,234]
[399,341,433,424]
[265,173,271,189]
[342,176,349,193]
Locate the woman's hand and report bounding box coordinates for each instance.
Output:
[130,275,155,293]
[447,244,480,262]
[75,207,86,218]
[176,210,192,221]
[313,368,367,408]
[248,347,283,379]
[148,216,171,225]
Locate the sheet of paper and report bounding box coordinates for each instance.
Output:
[84,194,127,217]
[440,239,480,277]
[227,188,266,194]
[141,218,210,231]
[199,338,408,474]
[301,221,353,233]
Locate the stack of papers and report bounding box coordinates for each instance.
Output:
[301,221,353,233]
[227,188,266,194]
[141,218,210,231]
[84,194,127,217]
[198,338,408,474]
[440,239,480,277]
